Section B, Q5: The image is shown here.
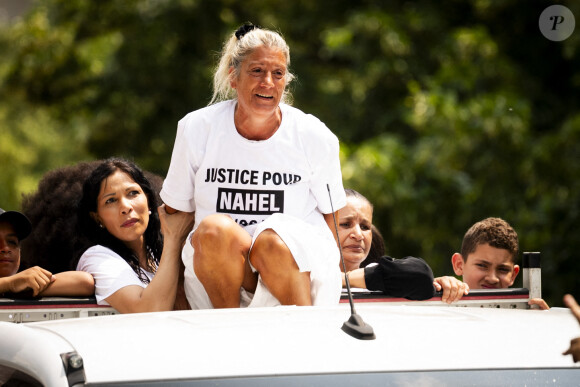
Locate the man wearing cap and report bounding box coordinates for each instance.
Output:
[0,208,94,297]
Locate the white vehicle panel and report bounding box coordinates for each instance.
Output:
[1,321,76,386]
[1,304,578,385]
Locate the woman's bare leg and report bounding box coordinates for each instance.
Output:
[192,214,256,308]
[250,229,312,306]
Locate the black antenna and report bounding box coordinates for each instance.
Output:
[327,184,376,340]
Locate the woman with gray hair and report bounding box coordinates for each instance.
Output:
[161,23,346,309]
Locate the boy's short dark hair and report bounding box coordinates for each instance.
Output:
[461,217,519,262]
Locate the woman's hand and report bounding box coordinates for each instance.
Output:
[563,294,580,362]
[164,205,179,214]
[158,205,195,247]
[105,206,195,313]
[433,276,469,304]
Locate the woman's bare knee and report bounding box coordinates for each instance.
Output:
[193,215,236,249]
[250,229,291,272]
[193,215,245,260]
[190,215,252,308]
[250,230,311,305]
[193,214,251,280]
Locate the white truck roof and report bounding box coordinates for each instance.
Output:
[1,303,579,386]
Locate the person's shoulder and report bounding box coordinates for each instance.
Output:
[79,245,122,262]
[177,101,234,144]
[77,245,128,272]
[180,100,234,126]
[281,104,338,142]
[84,244,114,254]
[281,103,324,126]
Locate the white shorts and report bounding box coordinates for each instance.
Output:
[182,213,342,309]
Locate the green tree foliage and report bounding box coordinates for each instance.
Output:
[0,0,578,305]
[337,1,580,305]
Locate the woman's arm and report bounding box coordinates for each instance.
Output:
[105,206,195,313]
[173,258,191,310]
[342,269,366,288]
[323,212,339,243]
[39,271,95,297]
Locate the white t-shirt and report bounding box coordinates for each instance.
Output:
[76,245,154,306]
[160,100,346,234]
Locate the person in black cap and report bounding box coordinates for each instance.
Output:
[0,208,94,297]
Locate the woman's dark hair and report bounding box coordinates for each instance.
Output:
[344,188,373,210]
[361,225,385,267]
[75,157,163,283]
[21,161,102,273]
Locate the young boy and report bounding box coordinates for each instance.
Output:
[451,217,520,290]
[0,208,94,297]
[434,217,548,309]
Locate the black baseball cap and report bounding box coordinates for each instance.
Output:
[0,208,32,241]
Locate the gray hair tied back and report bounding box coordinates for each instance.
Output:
[235,23,261,40]
[210,23,295,106]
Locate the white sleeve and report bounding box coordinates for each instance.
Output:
[307,124,346,214]
[76,246,147,305]
[160,115,198,212]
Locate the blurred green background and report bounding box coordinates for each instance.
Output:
[1,0,578,306]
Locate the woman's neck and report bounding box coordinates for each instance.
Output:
[234,104,282,141]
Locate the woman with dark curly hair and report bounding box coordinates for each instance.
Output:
[20,161,101,274]
[20,160,165,275]
[75,158,194,313]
